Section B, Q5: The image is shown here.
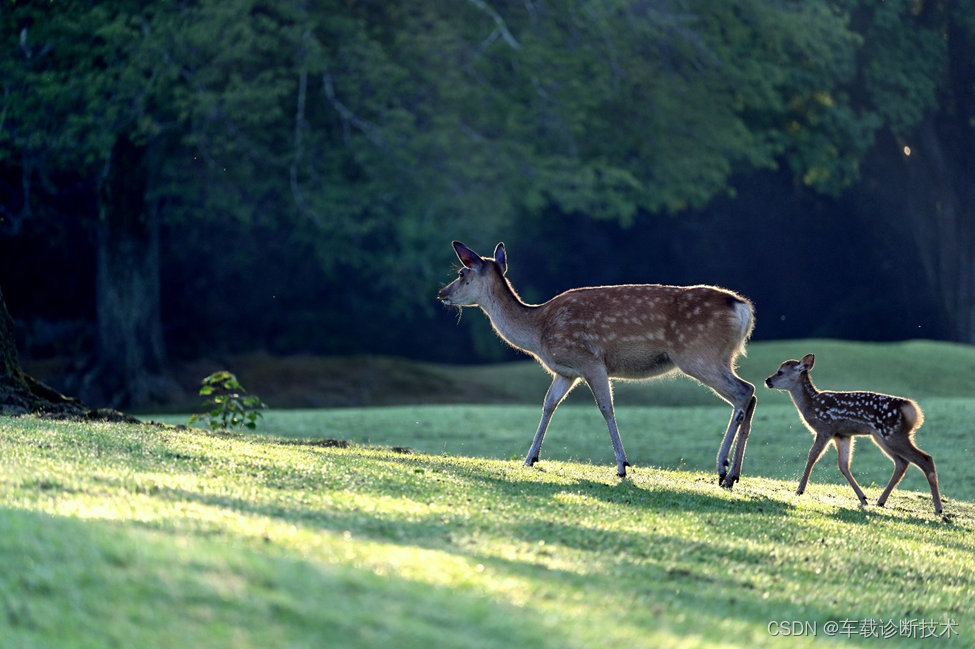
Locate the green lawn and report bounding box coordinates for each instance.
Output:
[3,340,975,647]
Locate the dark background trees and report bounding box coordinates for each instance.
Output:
[1,0,973,408]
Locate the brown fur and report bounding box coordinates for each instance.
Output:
[439,241,757,484]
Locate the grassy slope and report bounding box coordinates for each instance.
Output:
[4,340,975,647]
[2,418,973,648]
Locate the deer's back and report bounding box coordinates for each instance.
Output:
[535,284,751,379]
[812,391,921,438]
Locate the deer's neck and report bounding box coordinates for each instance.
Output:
[788,374,821,413]
[478,279,542,354]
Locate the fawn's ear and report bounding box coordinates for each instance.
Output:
[799,354,816,371]
[493,242,507,275]
[453,241,482,269]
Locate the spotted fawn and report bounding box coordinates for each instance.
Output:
[766,353,942,514]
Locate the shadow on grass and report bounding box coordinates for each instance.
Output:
[0,506,580,649]
[15,423,972,647]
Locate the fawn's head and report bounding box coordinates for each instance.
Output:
[765,353,815,389]
[438,241,507,308]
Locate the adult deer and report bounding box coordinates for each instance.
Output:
[438,241,757,486]
[766,354,942,514]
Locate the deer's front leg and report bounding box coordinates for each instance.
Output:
[796,433,832,496]
[525,374,578,467]
[834,435,868,506]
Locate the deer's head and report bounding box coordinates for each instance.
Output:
[438,241,507,308]
[765,354,815,389]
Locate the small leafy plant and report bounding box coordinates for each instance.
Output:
[188,371,267,430]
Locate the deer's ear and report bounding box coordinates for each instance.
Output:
[453,241,482,269]
[800,354,816,371]
[493,242,507,275]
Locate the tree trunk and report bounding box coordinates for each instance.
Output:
[0,283,138,421]
[901,10,975,344]
[0,283,32,414]
[854,10,975,344]
[77,134,166,409]
[905,115,975,344]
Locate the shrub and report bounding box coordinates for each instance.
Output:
[188,371,267,430]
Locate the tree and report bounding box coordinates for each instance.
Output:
[0,282,138,420]
[7,0,972,381]
[2,1,310,406]
[846,0,975,343]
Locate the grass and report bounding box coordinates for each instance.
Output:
[4,339,975,647]
[124,338,975,411]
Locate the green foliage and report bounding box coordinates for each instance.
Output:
[0,1,913,224]
[188,371,267,430]
[4,0,975,342]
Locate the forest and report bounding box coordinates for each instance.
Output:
[1,0,974,409]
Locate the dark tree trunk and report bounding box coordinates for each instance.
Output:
[0,283,137,421]
[0,283,32,413]
[853,11,975,344]
[905,115,975,344]
[77,134,166,409]
[902,11,975,344]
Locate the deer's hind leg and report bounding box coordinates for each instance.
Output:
[876,434,942,515]
[679,361,755,488]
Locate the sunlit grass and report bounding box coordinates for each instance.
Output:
[2,413,974,648]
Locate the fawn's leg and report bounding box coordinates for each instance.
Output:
[877,455,909,509]
[797,433,831,496]
[834,436,868,506]
[880,436,942,514]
